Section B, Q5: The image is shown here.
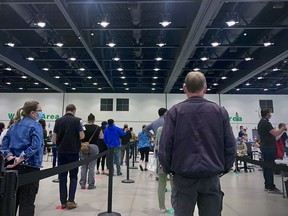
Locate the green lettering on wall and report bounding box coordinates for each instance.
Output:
[8,113,15,119]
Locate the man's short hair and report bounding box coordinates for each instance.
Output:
[66,104,76,112]
[124,124,128,128]
[185,72,206,93]
[108,119,114,126]
[158,108,167,117]
[261,108,272,118]
[240,126,243,129]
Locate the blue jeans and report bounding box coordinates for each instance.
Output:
[112,148,121,175]
[260,147,276,189]
[58,153,79,205]
[52,148,57,168]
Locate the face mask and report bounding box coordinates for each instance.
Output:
[37,112,44,120]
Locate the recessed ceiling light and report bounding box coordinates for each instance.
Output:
[35,21,46,28]
[64,82,69,85]
[257,76,263,80]
[243,33,247,36]
[200,57,209,61]
[152,83,156,85]
[276,83,281,86]
[125,88,129,90]
[263,42,274,47]
[18,87,23,90]
[98,87,102,90]
[207,88,211,91]
[93,82,97,85]
[78,68,85,71]
[193,68,200,71]
[159,21,171,27]
[123,83,128,85]
[69,57,76,61]
[155,57,163,61]
[117,67,123,71]
[221,76,227,80]
[98,21,110,28]
[87,76,92,79]
[21,75,27,79]
[245,57,253,61]
[245,83,250,86]
[54,42,64,47]
[26,57,34,61]
[44,87,49,90]
[91,33,94,36]
[42,68,49,71]
[5,67,12,71]
[231,67,239,72]
[264,88,268,91]
[106,42,116,47]
[113,56,120,61]
[179,88,183,90]
[5,42,15,47]
[226,20,238,27]
[272,68,279,71]
[78,36,81,40]
[121,76,126,79]
[72,87,76,90]
[153,76,158,79]
[151,88,156,90]
[213,83,218,86]
[6,82,11,85]
[156,42,166,47]
[211,42,221,47]
[154,68,160,71]
[34,82,39,85]
[54,76,60,79]
[236,88,240,91]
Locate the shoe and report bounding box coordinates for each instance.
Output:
[61,204,67,209]
[66,201,77,209]
[117,172,122,176]
[101,170,105,175]
[144,168,148,171]
[139,165,144,171]
[88,185,96,190]
[265,188,282,194]
[160,208,167,213]
[96,170,100,175]
[80,185,85,189]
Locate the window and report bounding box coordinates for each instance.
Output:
[100,98,113,111]
[116,98,129,111]
[259,100,274,113]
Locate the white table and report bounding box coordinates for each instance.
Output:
[275,159,288,198]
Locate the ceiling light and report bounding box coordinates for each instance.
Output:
[156,42,166,47]
[221,76,227,80]
[93,82,98,85]
[6,82,11,85]
[193,68,200,71]
[151,88,156,90]
[159,21,171,27]
[263,42,274,47]
[273,68,279,71]
[207,88,211,91]
[123,83,128,85]
[44,87,49,90]
[5,67,12,71]
[54,76,60,79]
[91,33,94,36]
[155,57,163,61]
[69,57,76,61]
[152,83,156,86]
[125,88,129,90]
[113,56,120,61]
[5,42,15,47]
[87,76,92,79]
[236,88,240,91]
[226,20,238,27]
[98,21,110,28]
[34,82,39,85]
[121,76,126,79]
[54,42,64,47]
[18,87,23,90]
[72,87,76,90]
[106,42,116,47]
[211,42,221,47]
[200,57,209,61]
[26,57,34,61]
[264,88,268,91]
[257,76,263,80]
[78,68,85,71]
[231,67,239,72]
[34,21,46,28]
[179,88,183,91]
[213,83,218,86]
[245,57,253,61]
[245,83,250,86]
[98,87,102,90]
[276,83,281,86]
[42,68,49,71]
[21,75,27,79]
[154,68,160,71]
[153,76,158,79]
[64,82,69,85]
[243,33,247,36]
[117,67,123,71]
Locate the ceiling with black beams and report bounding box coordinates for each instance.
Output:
[0,0,288,94]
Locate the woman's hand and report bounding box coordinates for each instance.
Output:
[6,157,24,168]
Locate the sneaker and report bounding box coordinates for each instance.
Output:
[88,185,96,190]
[160,208,167,213]
[101,170,105,175]
[96,170,100,175]
[80,185,85,189]
[139,165,144,171]
[66,201,77,209]
[265,188,282,194]
[61,204,67,209]
[117,172,122,176]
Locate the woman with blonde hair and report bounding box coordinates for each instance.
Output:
[0,101,44,216]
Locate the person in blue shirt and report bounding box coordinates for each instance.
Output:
[138,125,151,171]
[104,119,125,176]
[1,101,44,216]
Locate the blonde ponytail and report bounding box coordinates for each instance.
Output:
[14,107,23,124]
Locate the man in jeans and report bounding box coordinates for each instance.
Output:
[257,108,287,193]
[53,104,84,209]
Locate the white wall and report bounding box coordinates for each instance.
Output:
[1,93,287,138]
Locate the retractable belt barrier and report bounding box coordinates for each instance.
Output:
[236,156,288,172]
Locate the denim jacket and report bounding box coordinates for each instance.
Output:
[1,116,44,168]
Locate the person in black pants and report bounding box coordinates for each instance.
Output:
[96,121,108,174]
[137,125,151,171]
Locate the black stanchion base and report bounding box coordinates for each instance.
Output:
[121,179,135,183]
[98,211,121,216]
[129,166,138,169]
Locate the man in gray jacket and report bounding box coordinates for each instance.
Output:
[159,72,236,216]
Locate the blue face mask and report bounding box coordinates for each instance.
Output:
[37,112,44,120]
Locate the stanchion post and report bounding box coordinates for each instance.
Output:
[122,146,135,183]
[129,143,138,169]
[98,148,121,216]
[0,170,18,216]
